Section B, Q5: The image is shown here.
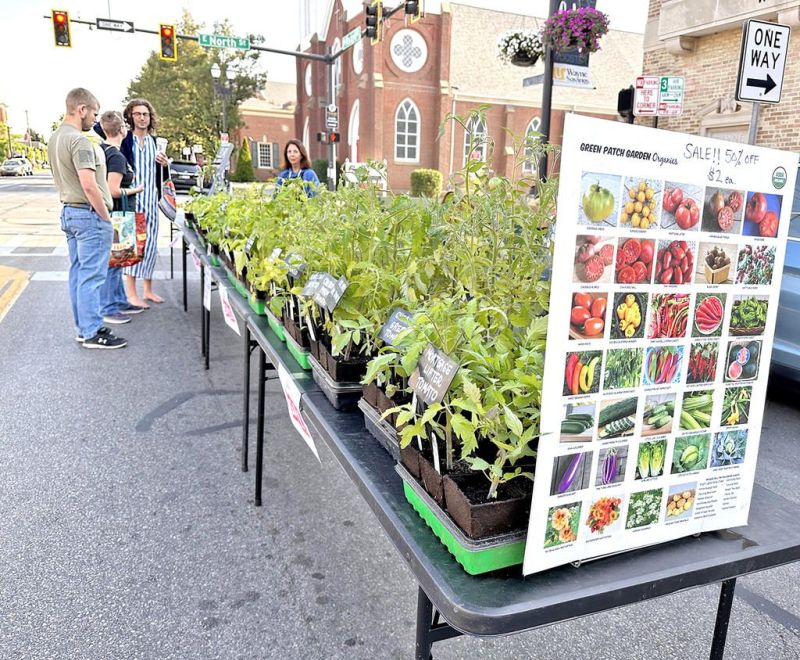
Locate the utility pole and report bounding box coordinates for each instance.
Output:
[327,48,337,190]
[25,110,30,145]
[537,0,560,182]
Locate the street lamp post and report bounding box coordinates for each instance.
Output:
[210,63,236,137]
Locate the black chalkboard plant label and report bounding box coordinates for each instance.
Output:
[379,308,413,346]
[409,343,459,406]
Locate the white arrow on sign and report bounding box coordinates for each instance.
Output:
[96,18,135,33]
[736,19,790,104]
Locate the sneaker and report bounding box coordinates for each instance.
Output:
[120,303,146,315]
[103,312,132,325]
[75,325,110,342]
[82,329,127,350]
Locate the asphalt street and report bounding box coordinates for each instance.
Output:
[1,177,800,659]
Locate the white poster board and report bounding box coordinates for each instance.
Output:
[523,113,797,575]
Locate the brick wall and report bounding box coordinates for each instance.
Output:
[642,21,800,151]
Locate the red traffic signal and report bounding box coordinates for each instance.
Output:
[328,132,341,144]
[159,23,177,61]
[52,10,71,48]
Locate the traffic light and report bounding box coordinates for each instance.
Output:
[51,10,71,48]
[328,132,341,144]
[365,0,383,44]
[159,24,177,61]
[405,0,423,23]
[316,131,328,144]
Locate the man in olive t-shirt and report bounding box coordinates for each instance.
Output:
[48,87,127,349]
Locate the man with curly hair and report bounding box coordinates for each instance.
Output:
[120,98,169,307]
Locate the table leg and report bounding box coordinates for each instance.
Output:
[200,265,206,358]
[709,578,737,660]
[254,347,266,507]
[205,299,210,370]
[242,325,252,472]
[416,586,434,660]
[169,223,175,279]
[182,237,187,312]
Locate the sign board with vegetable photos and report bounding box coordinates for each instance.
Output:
[523,113,797,575]
[408,344,459,406]
[379,308,413,346]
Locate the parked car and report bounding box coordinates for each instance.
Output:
[772,164,800,380]
[169,160,202,192]
[1,157,33,176]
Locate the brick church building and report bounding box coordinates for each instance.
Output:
[240,1,644,190]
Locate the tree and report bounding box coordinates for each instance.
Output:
[232,138,255,182]
[126,11,266,159]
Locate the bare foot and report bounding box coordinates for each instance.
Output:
[128,297,151,309]
[143,293,164,303]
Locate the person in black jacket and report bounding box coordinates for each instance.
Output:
[97,111,145,322]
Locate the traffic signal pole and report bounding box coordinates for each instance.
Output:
[327,51,337,191]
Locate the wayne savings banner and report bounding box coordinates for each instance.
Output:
[523,113,798,575]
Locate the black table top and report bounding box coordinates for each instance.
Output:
[180,220,800,638]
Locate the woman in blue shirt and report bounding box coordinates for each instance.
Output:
[276,139,320,197]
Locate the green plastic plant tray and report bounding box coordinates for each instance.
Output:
[285,333,311,370]
[397,465,526,575]
[248,292,267,316]
[265,309,286,342]
[225,271,248,299]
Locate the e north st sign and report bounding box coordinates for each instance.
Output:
[736,19,790,104]
[198,33,250,51]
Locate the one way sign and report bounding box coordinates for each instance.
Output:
[736,19,790,104]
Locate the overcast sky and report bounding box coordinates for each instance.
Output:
[0,0,648,137]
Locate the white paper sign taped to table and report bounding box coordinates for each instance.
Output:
[277,363,320,462]
[218,286,240,336]
[203,272,212,311]
[189,244,201,272]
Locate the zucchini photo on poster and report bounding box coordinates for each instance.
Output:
[523,114,798,575]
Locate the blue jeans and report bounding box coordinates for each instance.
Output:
[60,206,113,338]
[100,266,127,315]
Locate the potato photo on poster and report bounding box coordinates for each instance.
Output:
[696,241,736,285]
[579,172,621,227]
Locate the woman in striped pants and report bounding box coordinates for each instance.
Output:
[121,99,169,307]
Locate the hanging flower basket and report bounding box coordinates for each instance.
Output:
[497,29,543,67]
[541,8,610,54]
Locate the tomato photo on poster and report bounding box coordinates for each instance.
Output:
[742,192,782,238]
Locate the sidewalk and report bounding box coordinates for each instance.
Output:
[0,270,799,658]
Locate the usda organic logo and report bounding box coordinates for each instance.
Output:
[772,166,787,189]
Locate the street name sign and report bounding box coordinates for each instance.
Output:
[342,27,362,51]
[96,18,134,33]
[522,64,593,90]
[633,75,659,116]
[736,19,790,104]
[198,33,250,51]
[657,76,684,116]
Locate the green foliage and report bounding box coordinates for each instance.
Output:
[312,159,344,189]
[126,11,266,160]
[232,139,255,182]
[188,108,561,500]
[410,169,443,198]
